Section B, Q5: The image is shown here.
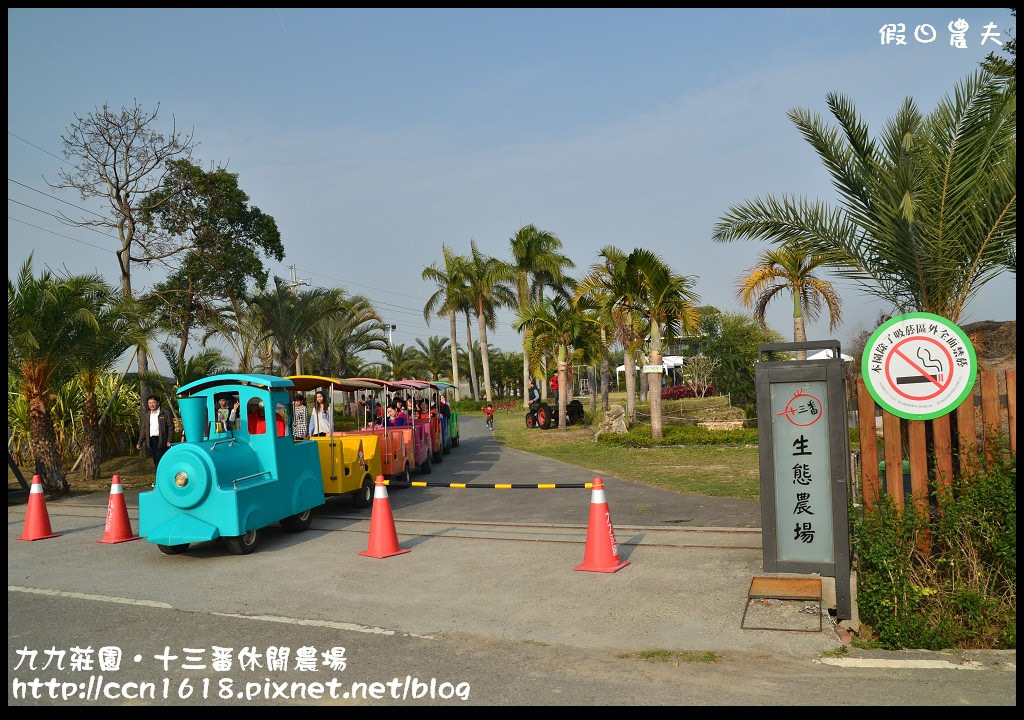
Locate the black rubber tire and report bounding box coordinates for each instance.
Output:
[280,508,313,532]
[158,543,189,555]
[443,441,451,454]
[402,464,412,485]
[567,400,585,426]
[452,435,459,447]
[420,455,432,474]
[224,529,260,555]
[525,412,535,429]
[352,475,373,508]
[537,403,552,430]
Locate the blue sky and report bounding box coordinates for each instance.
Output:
[8,8,1016,361]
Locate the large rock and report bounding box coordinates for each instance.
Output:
[596,405,628,435]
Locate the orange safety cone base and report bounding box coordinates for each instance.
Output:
[97,534,142,544]
[16,530,61,541]
[359,547,411,559]
[573,558,629,573]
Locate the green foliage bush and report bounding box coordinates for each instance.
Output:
[597,424,759,446]
[453,399,489,413]
[853,445,1016,649]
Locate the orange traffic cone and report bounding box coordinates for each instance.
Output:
[97,475,141,544]
[16,475,61,541]
[574,477,629,573]
[359,476,410,559]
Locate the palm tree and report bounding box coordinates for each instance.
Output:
[8,256,106,494]
[509,224,575,408]
[308,293,388,377]
[249,278,347,375]
[416,336,451,380]
[574,246,645,425]
[574,293,614,416]
[629,249,701,441]
[713,70,1015,324]
[463,240,517,402]
[516,295,590,430]
[383,343,426,380]
[422,245,470,398]
[75,293,149,480]
[735,245,843,360]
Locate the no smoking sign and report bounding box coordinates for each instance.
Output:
[862,312,977,420]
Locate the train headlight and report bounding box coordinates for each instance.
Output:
[174,471,189,488]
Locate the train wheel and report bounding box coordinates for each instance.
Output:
[537,403,552,430]
[452,435,459,447]
[225,529,260,555]
[281,508,313,532]
[443,442,451,455]
[352,475,373,508]
[158,543,189,555]
[402,464,412,485]
[420,455,432,474]
[433,450,443,463]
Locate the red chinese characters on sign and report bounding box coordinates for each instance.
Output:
[775,389,823,427]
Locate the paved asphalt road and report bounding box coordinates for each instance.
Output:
[8,416,1015,706]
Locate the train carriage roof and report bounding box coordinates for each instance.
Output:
[343,377,409,391]
[286,375,383,393]
[177,374,295,397]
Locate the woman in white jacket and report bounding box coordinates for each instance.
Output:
[308,390,331,437]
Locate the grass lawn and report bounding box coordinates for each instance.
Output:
[491,413,760,499]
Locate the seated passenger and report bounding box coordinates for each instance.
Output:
[394,407,409,427]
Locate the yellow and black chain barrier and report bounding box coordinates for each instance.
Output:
[382,480,594,490]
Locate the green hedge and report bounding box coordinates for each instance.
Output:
[594,424,863,448]
[598,425,759,446]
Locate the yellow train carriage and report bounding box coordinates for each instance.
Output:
[288,375,384,507]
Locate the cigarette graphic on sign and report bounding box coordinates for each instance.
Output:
[896,346,944,385]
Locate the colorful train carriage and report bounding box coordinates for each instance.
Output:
[347,377,434,475]
[287,375,385,507]
[332,377,418,481]
[393,379,445,462]
[432,380,460,448]
[138,374,325,555]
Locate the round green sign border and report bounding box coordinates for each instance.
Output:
[861,312,977,421]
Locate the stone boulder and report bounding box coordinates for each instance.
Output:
[596,405,628,435]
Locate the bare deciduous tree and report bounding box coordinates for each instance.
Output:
[49,100,197,409]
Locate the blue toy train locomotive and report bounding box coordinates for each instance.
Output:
[138,374,325,555]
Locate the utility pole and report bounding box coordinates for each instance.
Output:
[287,265,310,374]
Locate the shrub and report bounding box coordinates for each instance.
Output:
[853,445,1016,649]
[661,383,716,400]
[598,424,758,446]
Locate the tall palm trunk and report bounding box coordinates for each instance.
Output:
[647,319,664,441]
[80,380,102,481]
[624,349,637,426]
[477,298,493,402]
[27,381,67,494]
[794,288,807,360]
[522,329,532,409]
[556,346,568,431]
[601,356,610,411]
[464,311,479,401]
[588,365,597,417]
[448,309,460,400]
